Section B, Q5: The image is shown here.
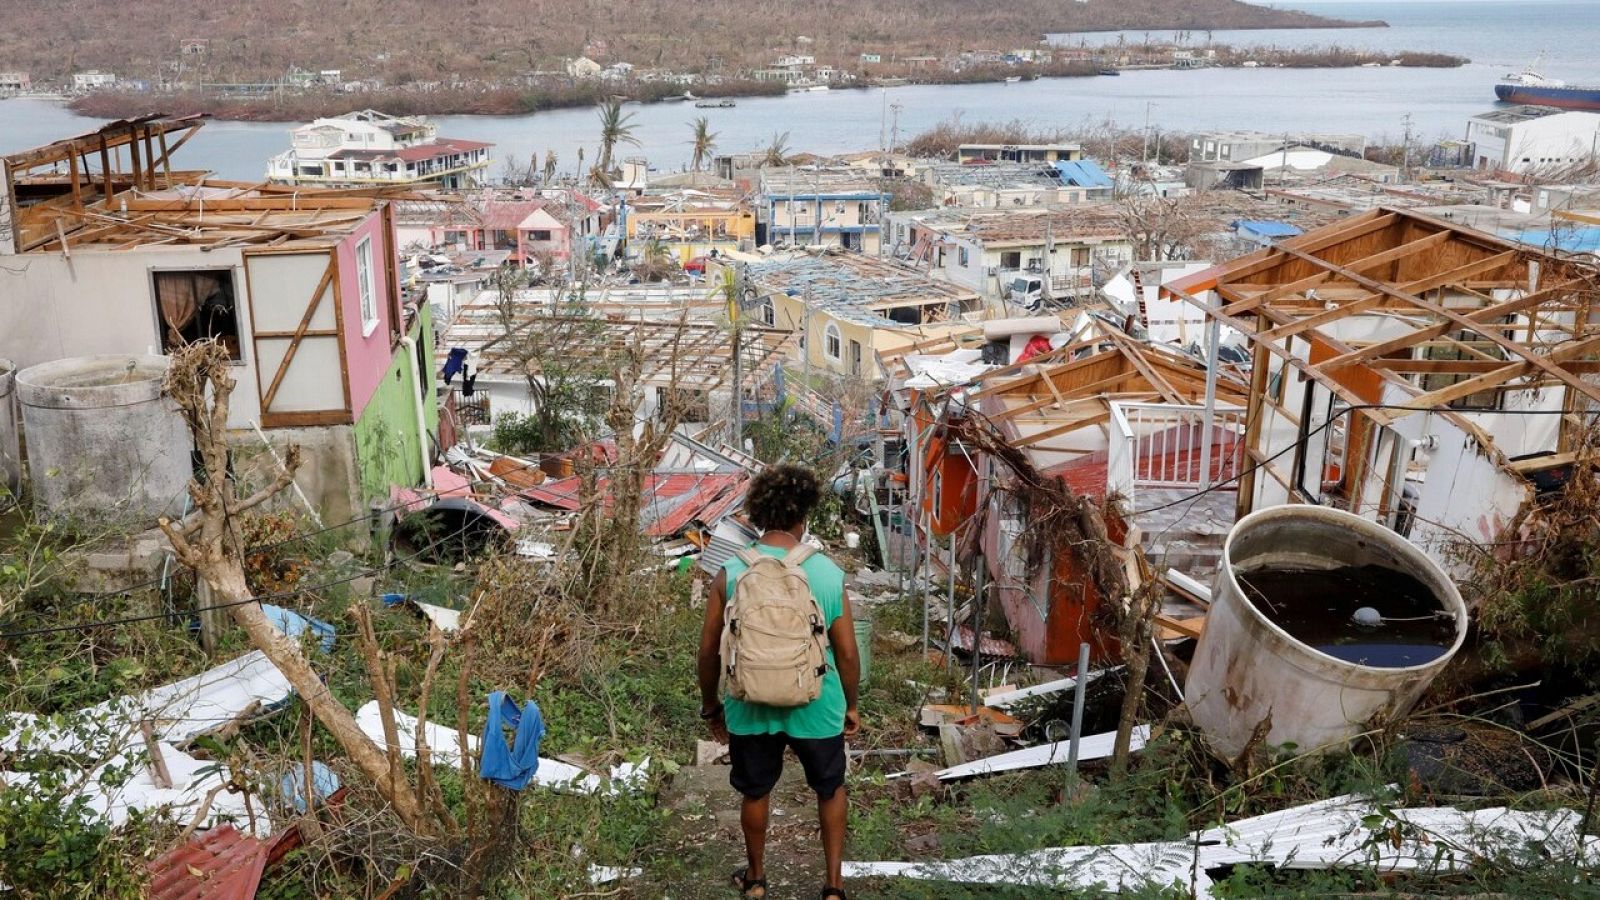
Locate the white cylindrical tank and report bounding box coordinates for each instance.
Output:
[0,358,19,500]
[16,355,193,524]
[1184,505,1466,760]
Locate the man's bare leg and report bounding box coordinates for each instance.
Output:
[818,786,847,891]
[740,793,770,896]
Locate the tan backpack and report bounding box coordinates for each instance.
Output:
[721,544,830,708]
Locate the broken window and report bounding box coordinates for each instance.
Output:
[152,269,241,360]
[824,323,842,361]
[1000,250,1022,269]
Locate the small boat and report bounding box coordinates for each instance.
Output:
[1004,75,1022,84]
[1098,68,1120,76]
[695,99,736,108]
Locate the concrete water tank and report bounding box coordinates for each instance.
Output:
[16,355,193,524]
[0,359,19,500]
[1184,506,1466,760]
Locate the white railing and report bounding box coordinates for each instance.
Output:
[1108,400,1247,505]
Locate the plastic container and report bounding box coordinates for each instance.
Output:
[16,355,190,523]
[852,606,874,686]
[1184,505,1467,759]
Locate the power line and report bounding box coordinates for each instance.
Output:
[0,512,493,642]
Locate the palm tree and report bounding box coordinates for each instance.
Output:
[689,116,718,172]
[762,131,792,168]
[596,98,639,175]
[542,148,558,183]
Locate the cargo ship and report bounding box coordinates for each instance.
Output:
[1495,65,1600,112]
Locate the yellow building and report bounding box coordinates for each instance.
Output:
[625,191,755,264]
[737,252,984,380]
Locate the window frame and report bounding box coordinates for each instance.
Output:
[149,266,245,363]
[356,235,379,337]
[824,322,842,362]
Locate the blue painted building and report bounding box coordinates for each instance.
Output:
[758,168,888,252]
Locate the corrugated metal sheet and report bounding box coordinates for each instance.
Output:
[524,472,750,538]
[845,795,1600,896]
[699,517,761,576]
[147,824,268,900]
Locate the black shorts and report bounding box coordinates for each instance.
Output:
[728,732,846,800]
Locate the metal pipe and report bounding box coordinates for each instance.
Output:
[1065,641,1091,779]
[944,535,955,673]
[969,554,986,714]
[1198,312,1221,491]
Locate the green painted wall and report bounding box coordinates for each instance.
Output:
[354,307,439,499]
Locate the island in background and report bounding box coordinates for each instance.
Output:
[5,0,1418,121]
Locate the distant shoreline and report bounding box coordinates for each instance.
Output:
[61,44,1462,124]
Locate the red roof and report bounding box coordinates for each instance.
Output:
[393,138,492,163]
[479,198,549,231]
[147,824,268,900]
[522,471,749,537]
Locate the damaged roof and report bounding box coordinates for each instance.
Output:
[439,296,797,392]
[744,251,980,327]
[2,116,423,253]
[1169,206,1600,430]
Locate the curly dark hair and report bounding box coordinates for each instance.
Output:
[745,463,822,532]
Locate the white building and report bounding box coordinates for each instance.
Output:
[1467,106,1600,174]
[883,205,1133,304]
[72,70,117,91]
[566,56,603,78]
[0,72,30,94]
[266,109,492,189]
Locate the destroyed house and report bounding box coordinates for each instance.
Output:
[884,204,1133,304]
[435,295,796,439]
[0,116,440,521]
[883,317,1249,664]
[741,252,983,379]
[1168,207,1600,577]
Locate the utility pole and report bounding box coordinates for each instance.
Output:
[1142,101,1155,165]
[730,264,745,448]
[1401,113,1414,183]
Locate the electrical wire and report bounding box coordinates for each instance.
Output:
[0,510,493,642]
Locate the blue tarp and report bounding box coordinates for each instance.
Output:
[1055,159,1114,189]
[277,760,342,813]
[261,603,336,653]
[1233,220,1304,240]
[1502,226,1600,255]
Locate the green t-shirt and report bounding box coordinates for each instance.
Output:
[720,544,847,739]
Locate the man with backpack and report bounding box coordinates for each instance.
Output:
[698,464,861,900]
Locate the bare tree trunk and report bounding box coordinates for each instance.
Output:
[1112,582,1158,775]
[157,342,435,836]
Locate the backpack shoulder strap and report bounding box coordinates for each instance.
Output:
[782,544,817,568]
[734,547,765,567]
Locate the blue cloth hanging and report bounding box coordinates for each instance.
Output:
[443,347,469,384]
[478,692,545,790]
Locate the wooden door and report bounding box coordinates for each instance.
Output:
[246,250,352,426]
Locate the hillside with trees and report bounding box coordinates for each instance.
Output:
[2,0,1369,85]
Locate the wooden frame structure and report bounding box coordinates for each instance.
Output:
[3,116,433,255]
[1165,206,1600,521]
[441,299,798,394]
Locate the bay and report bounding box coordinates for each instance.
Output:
[0,0,1595,179]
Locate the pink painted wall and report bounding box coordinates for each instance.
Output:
[338,208,399,419]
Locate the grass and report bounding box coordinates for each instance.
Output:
[5,506,1600,896]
